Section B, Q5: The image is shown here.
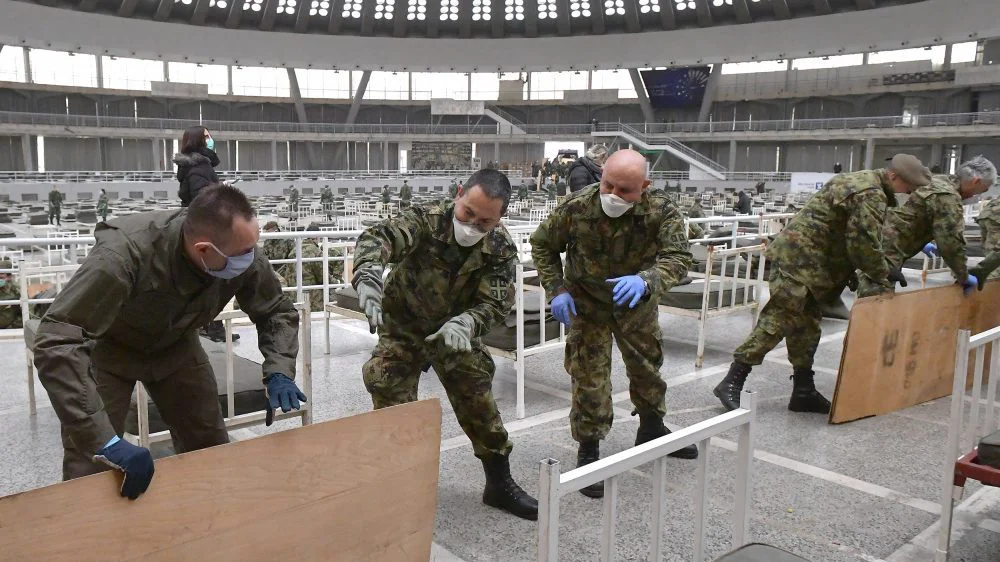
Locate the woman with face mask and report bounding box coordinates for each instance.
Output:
[174,126,221,208]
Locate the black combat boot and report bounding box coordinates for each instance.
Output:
[481,453,538,520]
[635,413,698,459]
[713,361,752,411]
[788,368,831,413]
[576,441,604,498]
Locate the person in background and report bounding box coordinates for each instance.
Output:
[48,186,64,227]
[833,162,843,174]
[568,144,609,193]
[400,180,413,208]
[449,178,460,199]
[734,190,753,215]
[320,184,334,221]
[174,126,220,208]
[174,126,235,343]
[97,189,110,223]
[288,185,300,216]
[518,180,529,202]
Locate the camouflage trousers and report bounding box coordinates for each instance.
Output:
[362,323,512,458]
[565,303,666,443]
[733,271,822,369]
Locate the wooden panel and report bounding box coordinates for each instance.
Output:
[831,283,1000,424]
[0,400,442,562]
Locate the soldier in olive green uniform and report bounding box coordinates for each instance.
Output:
[288,185,300,214]
[97,189,110,222]
[518,181,529,202]
[399,180,412,209]
[320,185,334,220]
[686,201,706,240]
[714,155,932,414]
[48,187,64,226]
[353,169,537,520]
[977,197,1000,277]
[33,185,307,499]
[0,259,21,329]
[531,150,697,500]
[449,179,460,199]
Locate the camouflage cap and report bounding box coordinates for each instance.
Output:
[263,220,281,232]
[889,154,932,187]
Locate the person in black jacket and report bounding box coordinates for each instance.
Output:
[567,144,608,192]
[173,126,237,343]
[174,125,221,208]
[734,190,753,214]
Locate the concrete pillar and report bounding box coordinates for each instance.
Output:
[96,54,104,88]
[728,140,738,172]
[408,71,413,101]
[21,135,33,171]
[467,73,472,101]
[930,144,944,170]
[864,138,876,169]
[526,72,531,101]
[152,139,160,171]
[227,65,234,95]
[163,61,170,82]
[698,65,721,122]
[943,44,954,70]
[862,52,870,65]
[23,47,32,84]
[382,141,388,171]
[627,68,655,123]
[587,70,592,90]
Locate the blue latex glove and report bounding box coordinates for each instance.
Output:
[265,373,308,416]
[922,242,939,258]
[93,436,154,500]
[551,292,577,326]
[962,274,979,296]
[607,275,647,308]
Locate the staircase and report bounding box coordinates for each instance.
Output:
[484,105,526,135]
[592,123,728,180]
[428,100,525,135]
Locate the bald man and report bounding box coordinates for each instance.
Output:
[531,150,697,500]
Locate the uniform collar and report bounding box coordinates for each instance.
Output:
[584,186,652,218]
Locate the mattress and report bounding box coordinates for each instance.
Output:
[979,428,1000,469]
[660,280,755,309]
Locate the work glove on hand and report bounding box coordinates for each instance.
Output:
[887,267,908,288]
[264,373,308,425]
[922,242,939,258]
[607,275,648,308]
[551,291,577,326]
[354,267,384,334]
[94,436,154,500]
[425,313,475,353]
[962,274,979,296]
[969,252,1000,290]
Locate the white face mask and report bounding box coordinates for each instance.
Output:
[453,216,489,247]
[600,193,635,218]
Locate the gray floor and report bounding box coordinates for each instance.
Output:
[2,269,998,561]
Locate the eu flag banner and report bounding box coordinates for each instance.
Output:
[640,67,711,109]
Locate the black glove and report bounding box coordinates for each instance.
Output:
[846,272,859,292]
[264,373,308,426]
[969,266,988,291]
[94,437,155,500]
[887,268,908,288]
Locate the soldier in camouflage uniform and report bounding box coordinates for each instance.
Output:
[399,180,412,209]
[320,185,334,220]
[518,180,529,202]
[262,221,343,312]
[714,154,932,414]
[863,156,995,294]
[963,160,1000,288]
[287,185,299,214]
[449,179,460,199]
[0,258,21,329]
[353,169,537,520]
[48,186,64,226]
[531,150,698,500]
[686,200,706,240]
[97,189,110,223]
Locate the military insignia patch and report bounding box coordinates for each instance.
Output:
[490,278,509,301]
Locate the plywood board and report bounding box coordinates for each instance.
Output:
[831,282,1000,424]
[0,399,442,562]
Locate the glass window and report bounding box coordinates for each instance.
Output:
[470,73,500,100]
[951,42,978,64]
[102,56,165,90]
[361,71,409,100]
[590,69,636,99]
[231,66,290,97]
[295,69,351,98]
[792,54,864,70]
[869,46,947,66]
[721,60,787,75]
[411,72,469,100]
[167,62,229,95]
[29,49,98,87]
[0,46,26,83]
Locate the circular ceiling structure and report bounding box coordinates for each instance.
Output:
[0,0,996,71]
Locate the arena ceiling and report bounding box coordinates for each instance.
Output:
[6,0,926,39]
[0,0,997,72]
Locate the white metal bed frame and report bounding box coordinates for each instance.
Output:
[660,244,768,368]
[537,389,758,562]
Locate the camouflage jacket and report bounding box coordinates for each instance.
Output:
[976,198,1000,279]
[883,174,967,279]
[263,237,343,312]
[400,183,412,201]
[769,169,894,298]
[352,202,515,337]
[96,194,109,214]
[530,185,692,317]
[48,190,63,208]
[320,189,334,204]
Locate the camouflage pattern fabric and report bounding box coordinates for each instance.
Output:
[449,182,459,199]
[262,237,343,312]
[976,197,1000,280]
[400,182,412,208]
[97,193,110,221]
[767,168,894,301]
[882,174,967,279]
[564,303,666,442]
[288,188,299,212]
[518,183,529,201]
[686,202,705,240]
[320,187,334,218]
[353,202,516,458]
[0,276,20,329]
[733,270,822,369]
[531,185,691,443]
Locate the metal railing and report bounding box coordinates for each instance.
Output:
[616,123,728,174]
[537,389,757,562]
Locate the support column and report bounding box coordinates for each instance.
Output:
[862,52,870,65]
[698,65,721,123]
[382,141,388,171]
[163,61,170,82]
[943,44,954,70]
[931,144,944,170]
[21,135,33,172]
[408,71,413,101]
[96,54,104,89]
[23,47,32,84]
[227,65,234,95]
[346,70,371,124]
[271,140,279,170]
[627,68,655,123]
[152,139,160,171]
[286,68,318,169]
[728,140,737,172]
[864,138,876,169]
[467,72,472,101]
[587,70,592,90]
[526,72,532,101]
